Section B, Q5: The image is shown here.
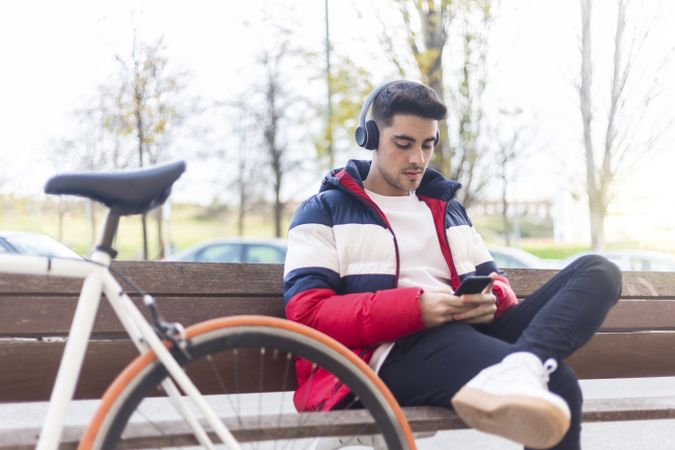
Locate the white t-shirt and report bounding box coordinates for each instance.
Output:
[364,189,453,373]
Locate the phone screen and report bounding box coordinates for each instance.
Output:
[454,276,493,296]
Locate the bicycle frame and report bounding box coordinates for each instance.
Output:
[0,251,240,450]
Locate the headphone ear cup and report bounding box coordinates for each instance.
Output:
[355,125,367,148]
[364,120,379,150]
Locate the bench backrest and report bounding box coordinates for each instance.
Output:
[0,262,673,402]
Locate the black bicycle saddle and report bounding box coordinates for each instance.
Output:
[44,161,186,216]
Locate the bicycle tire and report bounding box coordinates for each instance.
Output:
[79,315,416,449]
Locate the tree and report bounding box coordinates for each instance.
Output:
[494,108,528,246]
[383,0,497,204]
[578,0,675,249]
[313,57,374,171]
[390,0,453,172]
[221,98,265,237]
[451,1,495,206]
[51,105,115,253]
[260,43,293,238]
[102,33,189,258]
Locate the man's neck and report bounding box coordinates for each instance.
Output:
[363,174,411,197]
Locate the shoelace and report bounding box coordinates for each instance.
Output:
[542,358,558,384]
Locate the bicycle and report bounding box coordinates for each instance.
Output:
[0,161,416,450]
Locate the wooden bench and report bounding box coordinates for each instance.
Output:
[1,262,675,448]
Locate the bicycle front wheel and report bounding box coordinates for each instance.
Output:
[79,315,415,449]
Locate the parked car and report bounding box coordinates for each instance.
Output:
[559,250,675,272]
[488,247,552,269]
[165,238,287,264]
[0,231,81,258]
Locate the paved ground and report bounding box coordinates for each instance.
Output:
[2,377,675,449]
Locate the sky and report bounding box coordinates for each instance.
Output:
[1,0,674,239]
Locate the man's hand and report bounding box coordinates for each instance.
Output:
[418,273,498,327]
[452,291,497,324]
[419,291,475,327]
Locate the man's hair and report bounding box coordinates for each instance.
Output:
[371,81,447,128]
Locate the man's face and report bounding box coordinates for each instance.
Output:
[367,114,438,196]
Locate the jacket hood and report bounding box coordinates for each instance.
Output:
[320,159,462,201]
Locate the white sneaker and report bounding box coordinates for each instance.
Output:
[451,352,571,449]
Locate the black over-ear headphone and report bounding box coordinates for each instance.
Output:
[355,80,440,150]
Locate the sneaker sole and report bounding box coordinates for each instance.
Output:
[451,386,570,449]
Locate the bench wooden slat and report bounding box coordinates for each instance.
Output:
[566,332,675,378]
[0,263,673,299]
[3,397,675,450]
[507,269,675,299]
[0,340,301,402]
[600,299,675,331]
[0,262,284,296]
[1,296,672,337]
[3,331,675,402]
[0,296,675,337]
[0,340,135,402]
[0,296,286,337]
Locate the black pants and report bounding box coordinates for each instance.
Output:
[379,255,622,450]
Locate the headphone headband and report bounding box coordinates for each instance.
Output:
[355,81,402,149]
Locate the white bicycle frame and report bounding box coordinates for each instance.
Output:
[0,250,241,450]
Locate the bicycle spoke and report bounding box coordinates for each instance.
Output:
[257,347,266,450]
[274,351,293,450]
[280,364,320,450]
[133,405,169,446]
[234,348,241,425]
[203,352,244,431]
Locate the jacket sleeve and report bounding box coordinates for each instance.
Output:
[455,200,519,318]
[283,195,425,348]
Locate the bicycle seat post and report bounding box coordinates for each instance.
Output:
[95,210,121,260]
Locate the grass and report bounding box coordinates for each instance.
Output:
[518,242,590,260]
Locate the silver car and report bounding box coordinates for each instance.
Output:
[488,247,553,269]
[560,250,675,272]
[165,238,287,264]
[0,231,81,258]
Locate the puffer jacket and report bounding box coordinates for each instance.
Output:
[283,159,517,411]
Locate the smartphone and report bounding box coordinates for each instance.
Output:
[453,275,493,296]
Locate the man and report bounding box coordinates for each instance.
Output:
[283,80,621,449]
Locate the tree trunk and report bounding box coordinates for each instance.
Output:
[155,207,164,259]
[501,178,511,247]
[137,123,149,259]
[263,67,284,238]
[580,0,605,250]
[429,76,450,174]
[273,175,283,238]
[88,200,97,255]
[135,74,149,260]
[415,3,449,173]
[324,0,335,169]
[57,198,65,243]
[588,192,605,250]
[237,179,246,237]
